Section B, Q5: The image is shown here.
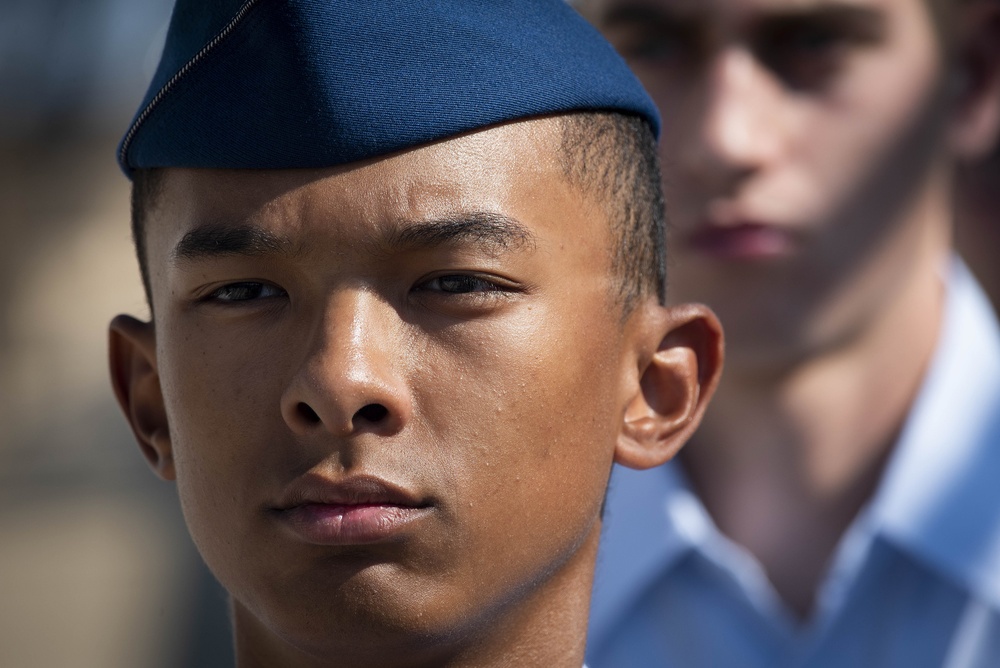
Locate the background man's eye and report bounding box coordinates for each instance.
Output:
[784,27,840,54]
[210,282,284,302]
[758,28,847,89]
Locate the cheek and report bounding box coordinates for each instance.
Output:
[157,322,288,548]
[161,326,281,453]
[414,300,623,563]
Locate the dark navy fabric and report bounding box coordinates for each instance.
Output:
[119,0,660,176]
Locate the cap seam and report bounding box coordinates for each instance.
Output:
[119,0,265,170]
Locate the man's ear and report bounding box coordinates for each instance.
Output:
[109,314,175,480]
[948,0,1000,159]
[615,303,723,470]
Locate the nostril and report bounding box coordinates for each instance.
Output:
[355,403,389,423]
[297,402,321,424]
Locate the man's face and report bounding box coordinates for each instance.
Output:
[586,0,954,367]
[136,120,646,661]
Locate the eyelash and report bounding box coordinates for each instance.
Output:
[416,274,510,295]
[203,281,287,304]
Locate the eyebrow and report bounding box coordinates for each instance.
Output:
[172,224,293,262]
[755,4,886,38]
[383,211,536,255]
[600,1,885,34]
[171,211,536,263]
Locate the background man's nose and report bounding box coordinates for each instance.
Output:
[688,48,787,180]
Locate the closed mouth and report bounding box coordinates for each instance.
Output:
[686,222,796,260]
[271,473,433,546]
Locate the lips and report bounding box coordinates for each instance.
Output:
[272,474,432,546]
[686,222,797,260]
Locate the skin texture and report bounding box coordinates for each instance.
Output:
[108,118,723,667]
[581,0,1000,615]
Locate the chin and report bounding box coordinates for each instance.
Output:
[234,574,474,664]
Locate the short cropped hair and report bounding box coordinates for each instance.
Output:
[558,112,666,311]
[130,112,666,313]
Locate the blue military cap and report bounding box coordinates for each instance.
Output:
[118,0,660,177]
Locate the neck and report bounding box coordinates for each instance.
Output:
[680,201,950,618]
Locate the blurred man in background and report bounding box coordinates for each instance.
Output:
[578,0,1000,665]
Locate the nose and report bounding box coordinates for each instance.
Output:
[280,290,412,438]
[686,47,786,179]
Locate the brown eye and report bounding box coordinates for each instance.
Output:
[755,20,859,90]
[782,26,841,54]
[209,282,286,302]
[422,275,501,294]
[760,30,842,89]
[754,10,884,91]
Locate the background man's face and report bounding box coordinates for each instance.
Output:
[141,120,633,662]
[587,0,952,367]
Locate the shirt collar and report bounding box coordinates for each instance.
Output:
[871,259,1000,610]
[589,461,702,645]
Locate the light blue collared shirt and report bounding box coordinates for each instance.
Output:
[587,261,1000,668]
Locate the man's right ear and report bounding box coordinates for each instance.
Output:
[615,303,724,470]
[108,315,175,480]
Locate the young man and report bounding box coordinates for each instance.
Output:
[107,1,723,666]
[578,0,1000,666]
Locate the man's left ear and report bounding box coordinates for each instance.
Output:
[615,303,723,470]
[109,314,175,480]
[948,0,1000,159]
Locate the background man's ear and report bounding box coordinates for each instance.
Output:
[108,315,175,480]
[616,304,723,470]
[949,0,1000,159]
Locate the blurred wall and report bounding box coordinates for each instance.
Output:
[0,2,232,666]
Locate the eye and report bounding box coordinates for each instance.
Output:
[420,274,504,294]
[205,281,286,303]
[784,26,841,53]
[755,15,882,90]
[758,30,841,87]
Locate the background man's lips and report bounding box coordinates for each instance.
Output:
[686,223,797,260]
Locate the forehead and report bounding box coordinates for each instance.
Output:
[149,118,569,244]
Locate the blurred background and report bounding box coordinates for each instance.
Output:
[956,148,1000,306]
[0,2,996,667]
[0,1,232,666]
